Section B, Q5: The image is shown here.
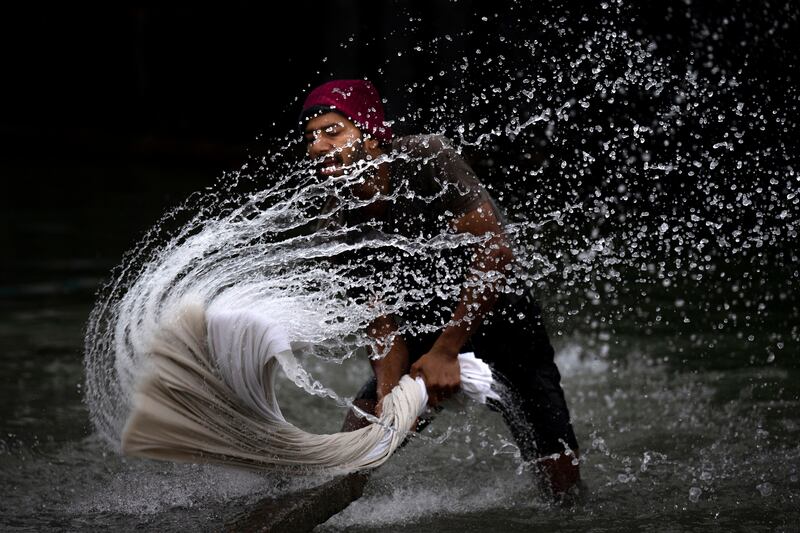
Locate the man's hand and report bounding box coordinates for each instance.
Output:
[374,388,394,418]
[409,346,461,406]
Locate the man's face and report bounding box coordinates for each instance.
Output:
[304,112,368,178]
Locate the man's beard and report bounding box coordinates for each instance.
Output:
[316,140,368,178]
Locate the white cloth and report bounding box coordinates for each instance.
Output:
[121,304,499,474]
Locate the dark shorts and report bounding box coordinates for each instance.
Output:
[354,292,579,459]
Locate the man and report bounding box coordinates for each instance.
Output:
[300,78,579,512]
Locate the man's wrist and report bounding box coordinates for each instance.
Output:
[432,330,463,358]
[376,381,396,397]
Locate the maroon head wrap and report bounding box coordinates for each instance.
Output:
[300,79,392,143]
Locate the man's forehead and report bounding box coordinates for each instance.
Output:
[304,111,351,133]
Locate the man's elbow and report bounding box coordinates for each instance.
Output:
[494,242,515,270]
[482,236,514,271]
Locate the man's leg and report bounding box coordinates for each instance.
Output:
[229,472,368,533]
[471,292,582,498]
[229,381,378,532]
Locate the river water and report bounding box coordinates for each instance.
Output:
[1,252,797,531]
[3,2,799,531]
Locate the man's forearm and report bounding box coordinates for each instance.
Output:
[367,314,410,398]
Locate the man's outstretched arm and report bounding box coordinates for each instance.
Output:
[367,314,410,416]
[410,200,513,405]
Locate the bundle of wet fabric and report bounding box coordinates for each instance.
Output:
[121,303,499,474]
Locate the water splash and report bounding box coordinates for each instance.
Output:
[84,0,798,465]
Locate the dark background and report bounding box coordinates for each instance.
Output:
[1,1,796,295]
